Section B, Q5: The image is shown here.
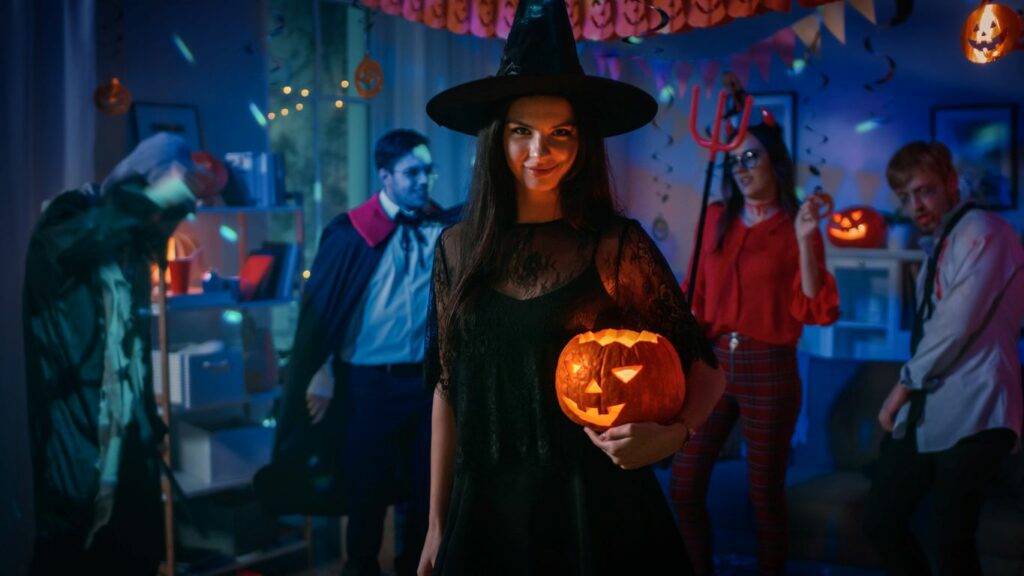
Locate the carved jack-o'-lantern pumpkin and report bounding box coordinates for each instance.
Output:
[688,0,727,28]
[448,0,472,33]
[826,206,887,248]
[355,53,384,99]
[615,0,649,38]
[424,0,448,28]
[583,0,616,41]
[962,1,1022,64]
[555,329,686,431]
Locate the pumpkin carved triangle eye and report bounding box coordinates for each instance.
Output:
[611,365,643,383]
[571,362,583,374]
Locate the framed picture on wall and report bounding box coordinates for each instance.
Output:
[751,92,797,164]
[131,102,204,150]
[931,104,1018,210]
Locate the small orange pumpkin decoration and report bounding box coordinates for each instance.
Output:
[555,329,685,431]
[94,77,132,115]
[827,206,887,248]
[354,53,384,99]
[962,1,1023,64]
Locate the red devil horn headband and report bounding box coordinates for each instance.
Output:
[760,108,777,127]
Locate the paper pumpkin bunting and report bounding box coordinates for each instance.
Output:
[584,0,617,41]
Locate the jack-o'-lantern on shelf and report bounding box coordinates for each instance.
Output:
[826,206,887,248]
[555,329,686,431]
[962,1,1023,64]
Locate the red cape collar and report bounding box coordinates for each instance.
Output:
[348,192,395,248]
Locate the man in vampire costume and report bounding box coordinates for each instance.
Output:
[256,129,459,576]
[24,133,220,574]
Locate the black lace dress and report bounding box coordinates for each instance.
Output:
[426,216,715,575]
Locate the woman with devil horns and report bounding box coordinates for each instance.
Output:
[670,115,840,576]
[416,0,726,574]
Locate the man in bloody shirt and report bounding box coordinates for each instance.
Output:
[865,141,1023,576]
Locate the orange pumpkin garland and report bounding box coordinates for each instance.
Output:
[555,329,685,431]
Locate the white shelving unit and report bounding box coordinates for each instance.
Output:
[154,206,307,575]
[800,247,925,361]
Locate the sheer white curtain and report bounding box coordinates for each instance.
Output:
[0,0,95,573]
[368,14,505,208]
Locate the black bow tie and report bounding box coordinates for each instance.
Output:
[394,211,427,264]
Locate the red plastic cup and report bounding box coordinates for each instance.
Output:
[168,259,191,295]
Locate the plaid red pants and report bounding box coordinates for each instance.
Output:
[670,333,801,576]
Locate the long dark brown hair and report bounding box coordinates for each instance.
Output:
[714,123,799,251]
[440,97,617,348]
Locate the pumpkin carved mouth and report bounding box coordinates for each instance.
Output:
[969,32,1005,52]
[561,396,626,428]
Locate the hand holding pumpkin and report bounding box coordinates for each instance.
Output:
[584,421,690,470]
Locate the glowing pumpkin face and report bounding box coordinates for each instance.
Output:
[555,329,686,431]
[826,206,887,248]
[583,0,615,41]
[962,2,1022,64]
[688,0,726,28]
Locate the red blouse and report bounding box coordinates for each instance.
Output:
[684,203,840,347]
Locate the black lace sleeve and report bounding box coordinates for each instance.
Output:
[613,219,717,372]
[424,227,454,400]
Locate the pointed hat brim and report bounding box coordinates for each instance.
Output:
[427,73,658,137]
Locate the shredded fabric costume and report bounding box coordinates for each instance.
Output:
[425,216,716,575]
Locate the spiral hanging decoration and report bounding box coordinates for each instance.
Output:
[863,0,914,91]
[798,30,830,182]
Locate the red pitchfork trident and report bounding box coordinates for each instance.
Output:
[685,84,753,304]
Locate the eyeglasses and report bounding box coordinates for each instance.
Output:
[400,165,438,181]
[722,150,762,172]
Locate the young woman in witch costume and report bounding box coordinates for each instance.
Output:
[670,119,840,576]
[416,0,725,574]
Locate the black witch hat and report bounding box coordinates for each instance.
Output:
[426,0,657,137]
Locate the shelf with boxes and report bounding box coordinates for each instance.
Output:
[153,206,306,575]
[800,247,925,361]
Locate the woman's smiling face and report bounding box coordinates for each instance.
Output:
[504,95,579,197]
